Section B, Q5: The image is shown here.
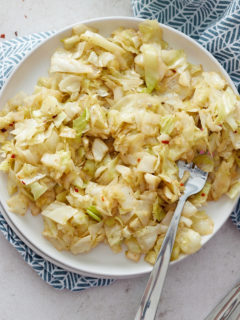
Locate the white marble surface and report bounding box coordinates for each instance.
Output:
[0,1,240,319]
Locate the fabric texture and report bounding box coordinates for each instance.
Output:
[0,32,114,291]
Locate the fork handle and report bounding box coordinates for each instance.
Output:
[134,194,187,320]
[205,283,240,320]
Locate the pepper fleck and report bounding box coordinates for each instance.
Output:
[14,31,18,37]
[9,122,15,127]
[52,115,57,119]
[11,154,16,159]
[74,188,79,193]
[1,128,7,133]
[201,193,205,197]
[161,140,169,144]
[21,181,26,185]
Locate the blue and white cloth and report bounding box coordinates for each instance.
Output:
[0,0,240,291]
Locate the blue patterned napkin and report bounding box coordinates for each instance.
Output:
[0,33,114,291]
[1,1,240,290]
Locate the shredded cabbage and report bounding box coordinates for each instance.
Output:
[73,108,89,138]
[29,181,48,200]
[86,205,102,222]
[42,201,77,224]
[1,20,240,264]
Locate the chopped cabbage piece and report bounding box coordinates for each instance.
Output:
[177,228,201,254]
[73,108,89,138]
[191,211,214,235]
[7,193,29,216]
[54,112,67,128]
[137,153,156,173]
[50,49,94,74]
[92,138,108,162]
[152,198,165,222]
[59,75,81,93]
[139,20,163,45]
[62,35,80,50]
[0,159,10,171]
[161,49,187,71]
[41,150,73,178]
[136,225,162,253]
[30,181,48,200]
[193,154,214,172]
[141,44,166,93]
[71,235,92,254]
[227,181,240,199]
[81,30,125,55]
[86,206,102,222]
[41,201,77,225]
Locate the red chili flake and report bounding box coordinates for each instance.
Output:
[234,131,237,134]
[14,31,18,37]
[161,140,169,144]
[172,69,176,73]
[74,188,79,193]
[1,128,7,133]
[0,34,5,39]
[180,183,184,186]
[137,158,141,163]
[9,122,15,127]
[101,196,105,202]
[219,124,222,127]
[21,181,26,185]
[201,193,205,197]
[52,115,57,119]
[200,127,203,131]
[11,154,16,159]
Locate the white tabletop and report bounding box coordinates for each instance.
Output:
[1,1,240,319]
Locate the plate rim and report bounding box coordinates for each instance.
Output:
[0,16,238,279]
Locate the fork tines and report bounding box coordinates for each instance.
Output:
[178,160,208,179]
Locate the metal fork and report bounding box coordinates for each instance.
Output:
[205,282,240,320]
[134,161,208,320]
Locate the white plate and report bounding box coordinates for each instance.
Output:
[0,17,238,279]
